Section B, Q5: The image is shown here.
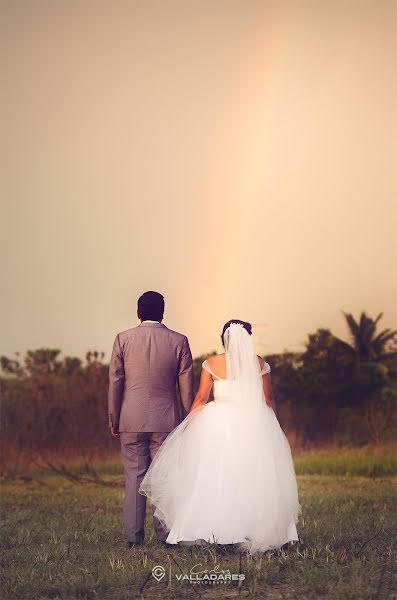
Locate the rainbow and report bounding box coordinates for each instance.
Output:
[186,11,292,354]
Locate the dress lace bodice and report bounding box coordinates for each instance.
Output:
[202,359,271,401]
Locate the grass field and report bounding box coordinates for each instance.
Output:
[1,447,396,599]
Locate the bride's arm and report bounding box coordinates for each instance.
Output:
[262,373,277,417]
[189,368,213,412]
[258,356,278,417]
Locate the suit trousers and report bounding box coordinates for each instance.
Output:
[120,431,170,543]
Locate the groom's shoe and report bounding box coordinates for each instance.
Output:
[127,540,143,549]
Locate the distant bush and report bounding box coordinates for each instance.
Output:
[0,350,113,469]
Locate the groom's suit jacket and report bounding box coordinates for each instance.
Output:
[108,321,195,432]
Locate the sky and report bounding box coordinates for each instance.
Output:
[1,0,396,362]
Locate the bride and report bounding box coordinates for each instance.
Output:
[139,319,302,555]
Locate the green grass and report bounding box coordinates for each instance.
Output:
[13,442,396,480]
[0,452,396,599]
[294,443,397,477]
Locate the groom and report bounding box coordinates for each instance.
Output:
[108,291,195,547]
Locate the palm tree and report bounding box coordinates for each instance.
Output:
[334,311,397,362]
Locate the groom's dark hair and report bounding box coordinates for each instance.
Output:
[138,291,165,322]
[221,319,252,347]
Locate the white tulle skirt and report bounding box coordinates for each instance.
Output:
[139,398,302,555]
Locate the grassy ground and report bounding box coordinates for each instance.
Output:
[0,450,396,599]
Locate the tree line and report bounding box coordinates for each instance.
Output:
[1,311,396,472]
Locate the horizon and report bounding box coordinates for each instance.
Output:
[1,308,393,364]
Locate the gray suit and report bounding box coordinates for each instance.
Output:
[108,321,195,543]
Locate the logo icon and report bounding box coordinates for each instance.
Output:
[152,565,166,582]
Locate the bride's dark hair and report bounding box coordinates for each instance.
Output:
[221,319,252,347]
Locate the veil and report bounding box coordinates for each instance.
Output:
[223,322,265,410]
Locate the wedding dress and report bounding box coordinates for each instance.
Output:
[139,323,302,554]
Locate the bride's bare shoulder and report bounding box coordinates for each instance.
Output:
[207,353,225,366]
